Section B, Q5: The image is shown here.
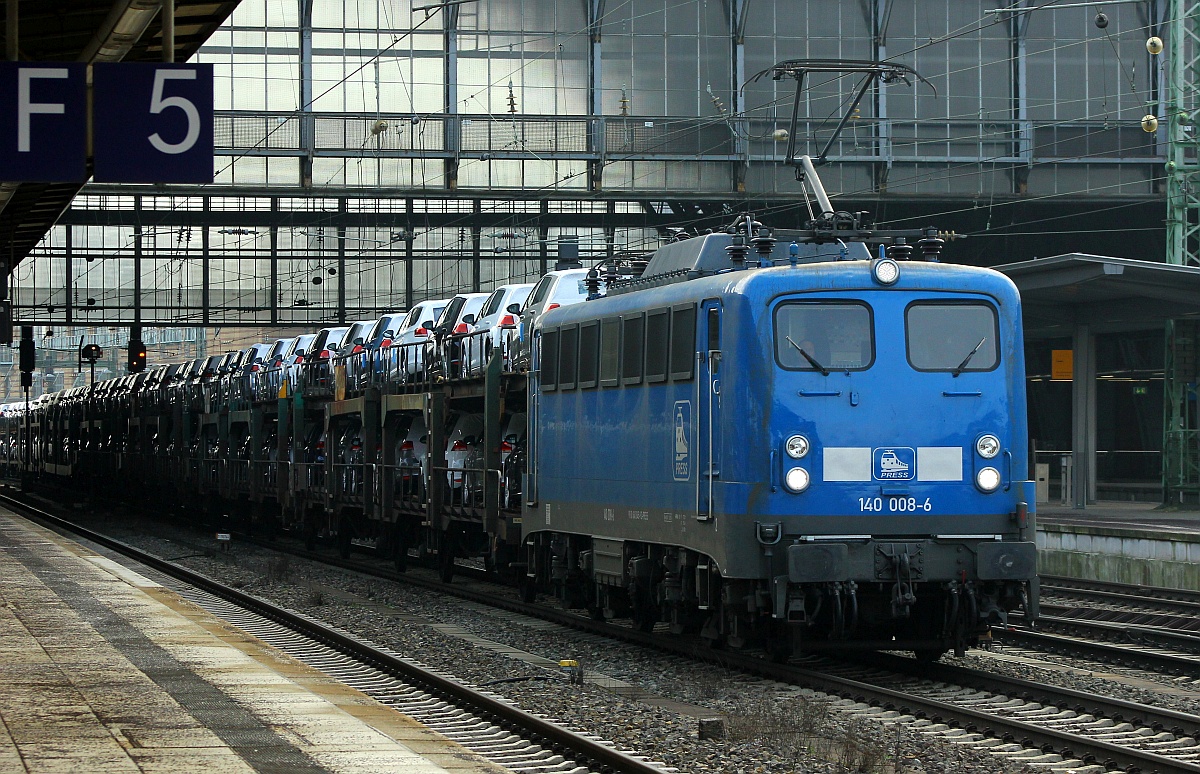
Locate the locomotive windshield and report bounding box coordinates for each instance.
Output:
[775,302,873,371]
[905,302,1000,372]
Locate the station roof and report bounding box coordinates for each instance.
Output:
[0,0,240,272]
[995,253,1200,338]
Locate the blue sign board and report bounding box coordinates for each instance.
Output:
[0,62,88,183]
[93,63,214,184]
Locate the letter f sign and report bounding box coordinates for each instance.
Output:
[18,68,68,152]
[0,62,86,182]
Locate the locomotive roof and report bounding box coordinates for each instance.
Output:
[641,232,873,279]
[543,258,1021,328]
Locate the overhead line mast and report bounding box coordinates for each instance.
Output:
[1165,0,1200,502]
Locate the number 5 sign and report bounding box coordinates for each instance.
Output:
[93,63,213,183]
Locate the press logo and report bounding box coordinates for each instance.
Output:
[873,447,915,481]
[673,400,691,481]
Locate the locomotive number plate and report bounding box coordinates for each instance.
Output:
[858,496,933,514]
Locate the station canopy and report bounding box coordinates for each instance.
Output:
[995,254,1200,339]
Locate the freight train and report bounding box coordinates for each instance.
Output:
[0,202,1038,662]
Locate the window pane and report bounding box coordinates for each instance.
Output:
[646,309,669,381]
[600,318,620,384]
[622,314,644,382]
[670,305,695,379]
[579,322,599,386]
[775,302,873,371]
[541,329,558,389]
[906,303,999,372]
[559,325,578,387]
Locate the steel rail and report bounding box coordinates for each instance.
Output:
[0,493,668,774]
[1042,576,1200,615]
[999,615,1200,673]
[1035,602,1200,642]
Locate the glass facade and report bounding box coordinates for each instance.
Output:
[10,0,1167,328]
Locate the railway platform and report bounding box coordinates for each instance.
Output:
[1036,501,1200,592]
[0,508,503,774]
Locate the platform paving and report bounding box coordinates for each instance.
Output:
[0,508,504,774]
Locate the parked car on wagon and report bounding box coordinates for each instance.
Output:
[463,283,535,376]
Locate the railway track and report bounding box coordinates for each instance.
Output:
[991,576,1200,673]
[0,493,672,774]
[13,490,1200,773]
[1042,576,1200,609]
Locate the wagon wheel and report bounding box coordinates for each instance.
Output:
[392,525,408,573]
[437,529,456,583]
[336,515,352,559]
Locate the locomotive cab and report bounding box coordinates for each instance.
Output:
[740,260,1037,657]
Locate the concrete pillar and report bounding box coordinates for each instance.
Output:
[1071,323,1097,508]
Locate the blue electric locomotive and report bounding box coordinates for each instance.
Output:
[521,222,1038,659]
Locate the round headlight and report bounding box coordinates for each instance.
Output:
[976,466,1001,492]
[785,434,810,459]
[976,434,1001,459]
[873,258,900,285]
[784,467,810,493]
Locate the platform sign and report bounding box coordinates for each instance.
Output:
[1051,349,1073,381]
[93,63,214,183]
[0,62,88,182]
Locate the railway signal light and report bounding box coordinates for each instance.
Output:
[128,339,147,373]
[19,326,35,373]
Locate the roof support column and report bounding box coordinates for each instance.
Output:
[64,226,72,325]
[299,0,314,188]
[873,0,894,191]
[587,0,605,191]
[1010,1,1031,192]
[1071,323,1096,509]
[336,199,346,323]
[201,203,210,325]
[730,0,748,192]
[269,199,279,324]
[162,0,175,63]
[133,196,143,328]
[404,197,414,310]
[471,200,481,292]
[538,201,548,276]
[6,0,18,61]
[444,5,461,190]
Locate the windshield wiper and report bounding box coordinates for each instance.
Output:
[786,336,829,376]
[951,337,986,377]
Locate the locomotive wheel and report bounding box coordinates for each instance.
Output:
[914,648,947,663]
[630,602,657,633]
[518,574,537,602]
[765,621,792,663]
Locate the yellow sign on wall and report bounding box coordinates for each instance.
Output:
[1051,349,1073,381]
